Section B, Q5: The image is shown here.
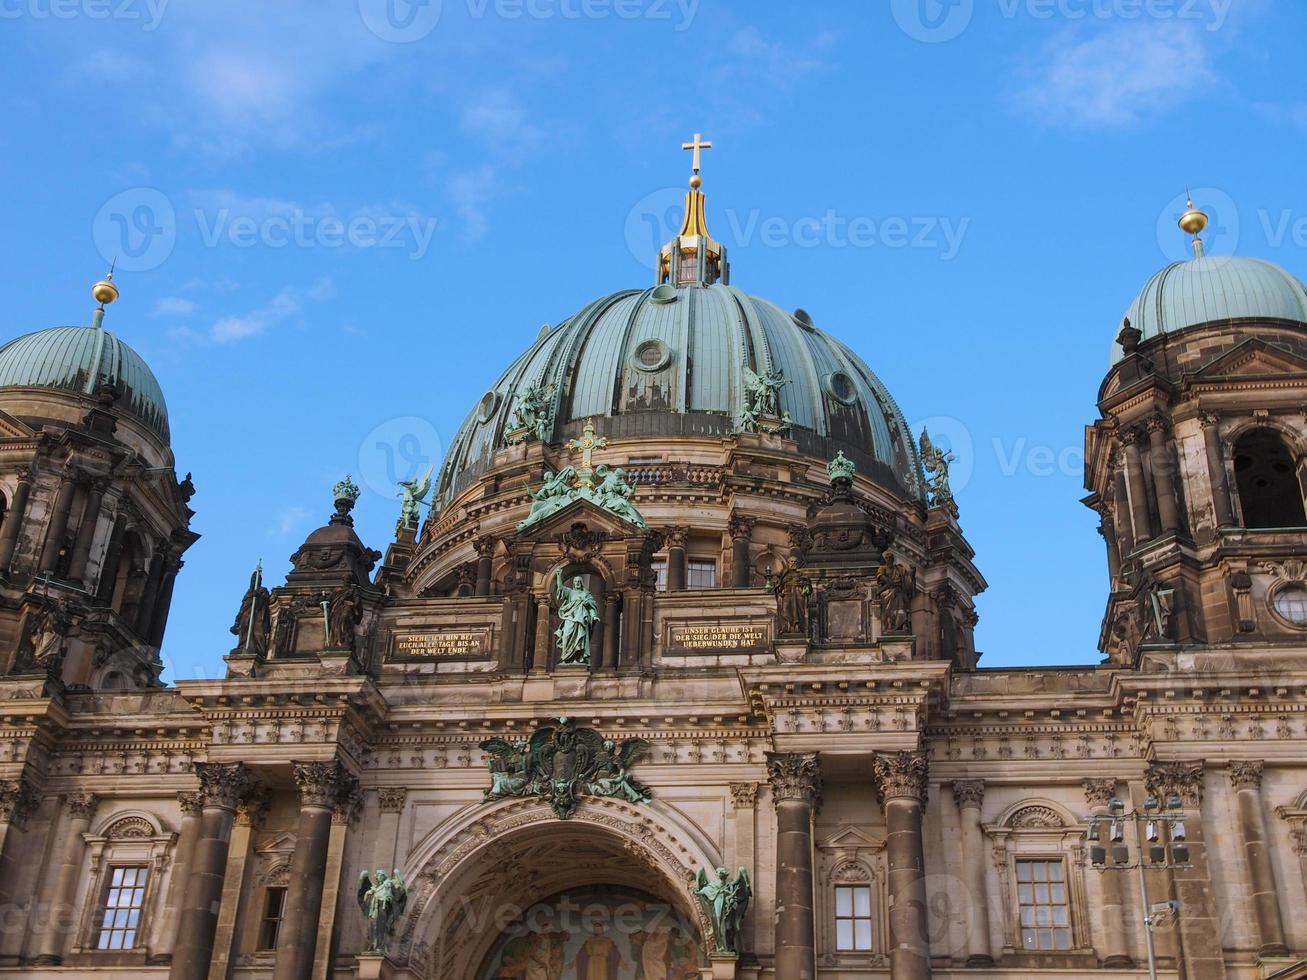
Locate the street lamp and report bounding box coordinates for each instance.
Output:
[1087,796,1191,980]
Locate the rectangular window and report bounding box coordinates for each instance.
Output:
[834,884,873,951]
[1016,859,1071,951]
[258,886,288,950]
[96,865,149,950]
[650,559,668,592]
[687,559,717,590]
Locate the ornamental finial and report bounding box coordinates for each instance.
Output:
[91,262,119,329]
[1178,193,1208,258]
[658,133,729,288]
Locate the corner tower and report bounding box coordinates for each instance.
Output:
[0,274,197,691]
[1085,201,1307,662]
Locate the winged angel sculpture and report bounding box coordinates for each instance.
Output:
[397,464,433,530]
[357,868,408,953]
[480,717,653,819]
[696,866,752,954]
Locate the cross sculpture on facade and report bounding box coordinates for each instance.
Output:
[565,418,608,489]
[682,132,713,175]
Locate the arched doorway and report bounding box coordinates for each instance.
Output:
[478,884,702,979]
[400,799,716,979]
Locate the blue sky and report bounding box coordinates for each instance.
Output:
[2,0,1304,679]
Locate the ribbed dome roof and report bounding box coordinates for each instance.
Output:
[0,325,169,438]
[436,283,922,507]
[1114,256,1307,363]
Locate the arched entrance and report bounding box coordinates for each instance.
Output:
[399,798,718,979]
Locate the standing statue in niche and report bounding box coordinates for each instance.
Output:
[356,869,408,954]
[876,554,915,634]
[327,585,364,651]
[396,464,433,531]
[773,559,813,635]
[554,569,599,666]
[24,603,69,674]
[696,866,752,954]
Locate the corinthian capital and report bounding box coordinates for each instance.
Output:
[765,752,821,807]
[952,779,984,810]
[66,793,99,821]
[292,759,358,810]
[873,751,929,804]
[1228,760,1264,791]
[0,779,39,827]
[1144,760,1205,807]
[193,761,257,812]
[1082,778,1119,809]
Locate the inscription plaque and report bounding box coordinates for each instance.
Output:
[667,622,769,653]
[390,628,492,659]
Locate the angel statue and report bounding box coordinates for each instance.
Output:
[357,868,408,954]
[593,464,647,529]
[696,866,752,954]
[589,738,653,803]
[743,365,788,418]
[397,464,434,530]
[554,569,599,666]
[479,738,533,801]
[919,428,955,511]
[517,465,578,532]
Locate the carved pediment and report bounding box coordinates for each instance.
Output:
[819,825,883,851]
[1189,337,1307,381]
[0,408,35,440]
[512,497,644,542]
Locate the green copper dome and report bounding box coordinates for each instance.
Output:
[436,283,923,507]
[1114,256,1307,363]
[0,325,169,438]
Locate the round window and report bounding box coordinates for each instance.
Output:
[476,390,500,424]
[631,340,672,373]
[824,371,858,406]
[1273,585,1307,627]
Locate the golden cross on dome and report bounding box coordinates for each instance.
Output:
[566,419,608,487]
[682,132,713,174]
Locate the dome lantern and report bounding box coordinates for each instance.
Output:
[657,132,729,288]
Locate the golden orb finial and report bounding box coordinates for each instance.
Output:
[92,266,119,309]
[1178,197,1209,238]
[689,173,702,190]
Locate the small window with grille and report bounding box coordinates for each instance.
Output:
[687,559,716,590]
[258,886,288,950]
[95,866,149,950]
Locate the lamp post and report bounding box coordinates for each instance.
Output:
[1087,795,1190,980]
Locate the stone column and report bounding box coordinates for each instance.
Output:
[39,474,78,574]
[208,792,266,980]
[1201,413,1235,528]
[1146,417,1182,534]
[602,593,620,668]
[1097,515,1121,585]
[1122,431,1155,546]
[729,516,754,588]
[531,595,552,671]
[666,527,688,591]
[1145,762,1226,980]
[0,779,38,952]
[134,551,165,636]
[766,752,820,980]
[148,557,182,647]
[873,751,931,980]
[474,536,495,597]
[154,792,202,959]
[311,788,359,980]
[275,761,356,980]
[0,467,33,571]
[952,781,992,967]
[375,788,406,871]
[1082,779,1131,967]
[1228,762,1288,956]
[32,794,97,965]
[169,762,255,980]
[66,478,107,583]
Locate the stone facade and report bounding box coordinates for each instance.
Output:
[1,206,1307,980]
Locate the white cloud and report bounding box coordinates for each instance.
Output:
[154,297,198,317]
[208,278,333,344]
[268,505,312,537]
[446,166,499,241]
[460,88,544,157]
[1012,22,1217,128]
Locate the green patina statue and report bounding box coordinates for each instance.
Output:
[516,464,647,533]
[356,868,408,954]
[504,380,555,445]
[480,717,652,820]
[919,428,957,512]
[696,865,752,954]
[554,569,599,666]
[396,464,433,530]
[736,365,793,436]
